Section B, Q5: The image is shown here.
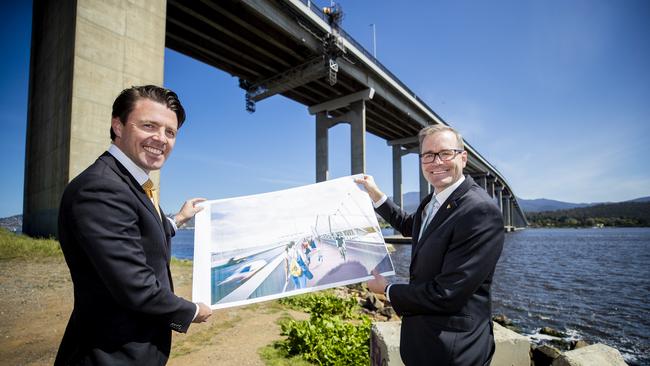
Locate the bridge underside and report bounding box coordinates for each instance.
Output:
[23,0,526,237]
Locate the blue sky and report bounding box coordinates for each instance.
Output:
[1,0,649,218]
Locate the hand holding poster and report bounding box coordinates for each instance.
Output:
[192,175,395,309]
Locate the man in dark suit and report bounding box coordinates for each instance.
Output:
[357,125,504,365]
[55,85,212,365]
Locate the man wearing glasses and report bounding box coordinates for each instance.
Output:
[356,125,504,365]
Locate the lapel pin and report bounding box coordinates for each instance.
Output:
[446,204,451,209]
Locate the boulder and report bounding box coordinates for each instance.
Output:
[551,343,628,366]
[532,344,562,366]
[571,340,589,350]
[493,313,513,326]
[491,322,531,366]
[540,327,567,338]
[379,306,395,320]
[363,293,384,312]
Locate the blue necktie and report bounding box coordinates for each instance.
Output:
[418,196,438,240]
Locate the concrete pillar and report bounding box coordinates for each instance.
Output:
[419,163,430,200]
[316,112,330,182]
[486,176,495,198]
[503,194,512,227]
[495,185,504,211]
[349,100,366,175]
[475,174,487,191]
[24,0,167,237]
[392,145,403,209]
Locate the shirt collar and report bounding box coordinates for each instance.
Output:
[433,175,465,205]
[108,144,150,185]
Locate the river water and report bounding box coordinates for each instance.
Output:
[172,227,650,365]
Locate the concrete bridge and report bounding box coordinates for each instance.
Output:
[24,0,526,236]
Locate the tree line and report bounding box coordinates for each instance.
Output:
[526,201,650,227]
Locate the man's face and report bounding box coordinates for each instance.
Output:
[420,131,467,192]
[111,99,178,172]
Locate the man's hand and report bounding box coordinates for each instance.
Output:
[174,198,206,227]
[192,302,212,323]
[366,269,388,294]
[354,175,384,203]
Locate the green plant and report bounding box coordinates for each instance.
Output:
[278,315,371,366]
[275,291,371,365]
[279,292,360,319]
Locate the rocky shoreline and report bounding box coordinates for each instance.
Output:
[335,284,629,366]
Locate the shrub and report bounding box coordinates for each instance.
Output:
[279,292,360,319]
[276,291,371,365]
[278,315,371,366]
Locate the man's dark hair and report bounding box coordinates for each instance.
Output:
[110,85,186,141]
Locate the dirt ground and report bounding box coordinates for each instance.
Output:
[0,257,304,366]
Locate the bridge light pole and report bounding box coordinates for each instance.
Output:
[369,23,377,58]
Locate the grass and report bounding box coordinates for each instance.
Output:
[258,345,315,366]
[171,313,243,358]
[0,228,62,259]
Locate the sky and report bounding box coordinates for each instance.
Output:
[1,0,649,218]
[204,176,377,251]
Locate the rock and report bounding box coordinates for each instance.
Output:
[540,326,567,338]
[491,322,531,366]
[532,344,562,366]
[493,314,513,326]
[378,306,395,319]
[571,340,589,350]
[375,293,387,303]
[549,338,573,351]
[362,293,384,312]
[551,343,628,366]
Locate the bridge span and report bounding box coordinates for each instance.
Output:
[24,0,526,236]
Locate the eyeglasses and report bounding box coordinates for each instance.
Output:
[419,149,464,164]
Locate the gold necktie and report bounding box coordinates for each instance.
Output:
[142,179,161,219]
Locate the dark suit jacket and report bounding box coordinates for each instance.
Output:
[55,152,196,366]
[376,175,504,366]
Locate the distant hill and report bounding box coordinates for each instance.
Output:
[516,198,595,213]
[626,196,650,203]
[526,201,650,227]
[0,214,22,233]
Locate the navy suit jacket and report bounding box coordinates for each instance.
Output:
[55,152,196,366]
[376,175,504,366]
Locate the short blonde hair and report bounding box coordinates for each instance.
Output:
[418,125,464,149]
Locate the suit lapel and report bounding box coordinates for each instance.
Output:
[412,176,474,259]
[99,153,167,236]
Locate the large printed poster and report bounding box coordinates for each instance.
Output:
[192,175,395,309]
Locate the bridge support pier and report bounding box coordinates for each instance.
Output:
[24,0,167,236]
[392,146,403,209]
[495,185,504,211]
[311,89,374,182]
[419,164,431,200]
[486,176,496,198]
[502,193,512,227]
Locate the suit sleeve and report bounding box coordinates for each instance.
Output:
[375,198,415,238]
[390,199,504,315]
[69,176,196,332]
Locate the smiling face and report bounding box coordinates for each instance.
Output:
[111,99,178,172]
[420,130,467,193]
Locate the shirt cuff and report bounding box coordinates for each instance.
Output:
[192,303,199,321]
[167,216,178,231]
[385,284,392,302]
[373,194,388,208]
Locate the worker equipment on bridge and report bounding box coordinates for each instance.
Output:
[322,3,344,29]
[241,2,346,113]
